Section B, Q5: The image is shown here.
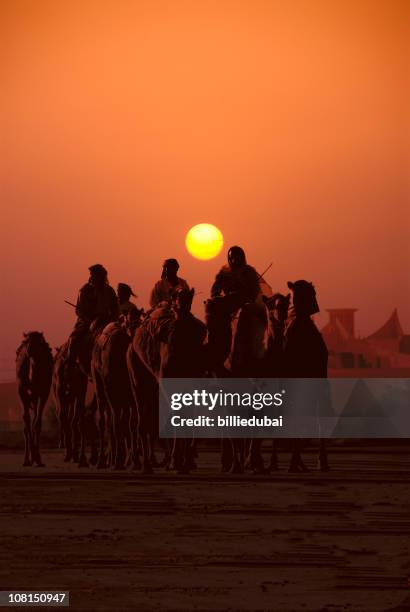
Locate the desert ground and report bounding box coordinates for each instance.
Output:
[1,445,410,611]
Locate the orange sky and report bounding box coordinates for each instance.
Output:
[1,0,409,376]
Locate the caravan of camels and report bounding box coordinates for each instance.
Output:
[16,246,330,475]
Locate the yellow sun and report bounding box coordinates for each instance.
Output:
[185,223,224,260]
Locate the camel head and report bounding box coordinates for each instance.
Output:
[287,280,319,316]
[265,293,291,323]
[22,331,49,358]
[204,293,243,323]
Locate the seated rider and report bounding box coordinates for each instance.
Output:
[160,287,207,378]
[117,283,141,321]
[211,246,261,310]
[68,264,119,360]
[150,258,189,309]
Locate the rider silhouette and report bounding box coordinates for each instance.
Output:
[211,246,260,307]
[117,283,140,320]
[150,259,189,309]
[68,264,119,361]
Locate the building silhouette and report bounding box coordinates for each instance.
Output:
[321,308,410,376]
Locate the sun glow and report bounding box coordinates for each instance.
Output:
[185,223,224,260]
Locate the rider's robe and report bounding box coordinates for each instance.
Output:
[211,264,261,303]
[75,282,119,326]
[150,277,190,309]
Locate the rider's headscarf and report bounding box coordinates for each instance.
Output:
[228,246,246,268]
[161,258,179,279]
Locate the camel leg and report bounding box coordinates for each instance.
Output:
[77,378,89,468]
[169,438,192,474]
[126,348,141,470]
[59,404,67,451]
[150,445,163,468]
[69,369,81,464]
[94,372,108,469]
[71,405,80,464]
[121,403,132,467]
[138,411,154,474]
[170,438,185,473]
[185,438,197,471]
[142,429,154,474]
[289,439,309,472]
[229,439,244,474]
[247,439,266,474]
[318,438,330,471]
[89,437,99,466]
[89,396,99,466]
[107,384,128,470]
[63,400,74,462]
[22,403,33,466]
[59,424,65,449]
[78,409,89,467]
[103,401,115,469]
[105,407,116,468]
[269,439,278,471]
[244,438,252,468]
[129,399,141,470]
[32,398,45,467]
[111,407,125,470]
[168,438,178,471]
[55,385,67,450]
[139,430,152,474]
[149,389,162,469]
[220,438,232,472]
[127,349,153,474]
[189,439,198,469]
[289,439,301,472]
[157,439,171,469]
[97,404,108,469]
[30,401,39,465]
[181,438,194,474]
[139,392,153,473]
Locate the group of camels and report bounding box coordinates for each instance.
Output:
[16,285,330,474]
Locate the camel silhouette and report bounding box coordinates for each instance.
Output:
[127,288,206,474]
[16,332,53,467]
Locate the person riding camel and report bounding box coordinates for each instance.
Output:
[211,246,262,311]
[117,283,141,322]
[150,258,189,309]
[68,264,119,361]
[160,287,207,378]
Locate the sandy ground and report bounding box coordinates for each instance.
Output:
[1,447,410,612]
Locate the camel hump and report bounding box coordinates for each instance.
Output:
[241,299,266,314]
[132,308,175,377]
[96,321,123,350]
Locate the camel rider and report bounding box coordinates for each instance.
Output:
[68,264,119,360]
[211,246,261,309]
[117,283,141,322]
[150,258,190,309]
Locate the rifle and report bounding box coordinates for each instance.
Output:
[257,262,273,280]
